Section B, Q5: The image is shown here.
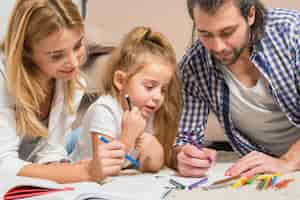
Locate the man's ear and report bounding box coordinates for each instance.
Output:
[247,6,256,26]
[113,70,127,91]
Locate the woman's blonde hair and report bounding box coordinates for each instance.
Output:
[102,26,182,166]
[1,0,85,137]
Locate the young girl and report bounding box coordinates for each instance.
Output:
[0,0,125,183]
[72,26,182,172]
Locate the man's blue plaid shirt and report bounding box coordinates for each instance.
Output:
[176,8,300,156]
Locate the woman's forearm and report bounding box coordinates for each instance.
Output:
[17,160,98,183]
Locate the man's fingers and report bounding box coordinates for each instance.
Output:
[225,155,264,176]
[202,148,217,163]
[177,162,208,177]
[178,151,211,168]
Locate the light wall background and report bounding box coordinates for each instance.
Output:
[86,0,300,60]
[85,0,192,60]
[86,0,300,141]
[0,0,84,40]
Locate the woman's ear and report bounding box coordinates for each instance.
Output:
[113,70,127,91]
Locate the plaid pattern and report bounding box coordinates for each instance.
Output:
[176,8,300,156]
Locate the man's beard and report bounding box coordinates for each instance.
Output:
[212,26,251,66]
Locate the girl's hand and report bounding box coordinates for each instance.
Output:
[136,133,161,153]
[225,151,291,177]
[120,107,146,149]
[136,133,164,172]
[88,140,125,182]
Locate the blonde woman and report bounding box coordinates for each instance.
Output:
[0,0,125,183]
[71,26,182,172]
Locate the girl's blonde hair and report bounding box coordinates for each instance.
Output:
[1,0,85,137]
[102,26,182,166]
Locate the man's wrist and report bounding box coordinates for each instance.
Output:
[280,155,299,172]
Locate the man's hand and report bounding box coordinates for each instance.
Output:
[225,151,292,177]
[176,144,217,177]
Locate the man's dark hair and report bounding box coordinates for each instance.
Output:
[187,0,267,44]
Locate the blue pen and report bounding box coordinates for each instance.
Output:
[98,135,140,168]
[188,177,208,190]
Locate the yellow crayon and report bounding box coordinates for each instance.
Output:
[232,177,248,189]
[263,177,272,190]
[256,173,282,180]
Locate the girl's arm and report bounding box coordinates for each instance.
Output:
[119,107,146,151]
[136,133,164,172]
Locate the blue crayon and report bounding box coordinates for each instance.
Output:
[98,135,140,168]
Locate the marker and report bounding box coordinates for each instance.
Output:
[161,188,174,199]
[256,180,265,190]
[210,175,240,186]
[98,135,140,168]
[187,132,213,163]
[125,94,132,111]
[187,132,203,149]
[271,176,278,186]
[202,182,231,190]
[188,177,208,190]
[246,175,258,185]
[169,178,186,190]
[232,177,248,189]
[274,179,295,190]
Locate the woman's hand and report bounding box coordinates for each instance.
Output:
[88,140,125,182]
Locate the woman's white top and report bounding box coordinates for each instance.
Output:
[0,59,84,176]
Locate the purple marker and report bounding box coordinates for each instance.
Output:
[188,132,212,163]
[187,132,203,149]
[188,177,208,190]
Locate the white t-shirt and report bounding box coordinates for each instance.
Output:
[71,95,154,162]
[220,65,300,156]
